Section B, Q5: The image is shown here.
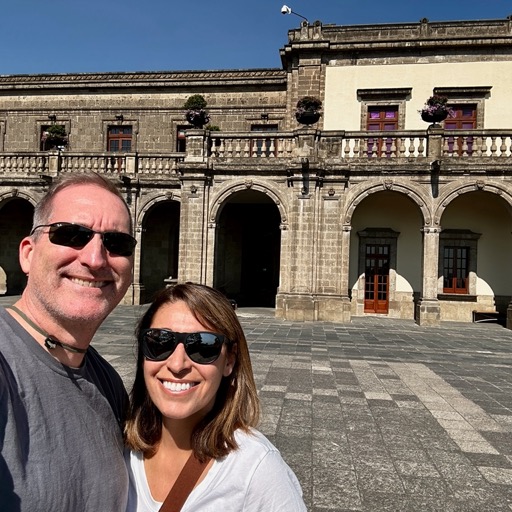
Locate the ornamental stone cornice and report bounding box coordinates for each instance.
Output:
[286,18,512,46]
[0,69,287,91]
[281,18,512,65]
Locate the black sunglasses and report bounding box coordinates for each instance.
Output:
[31,222,137,257]
[140,328,227,364]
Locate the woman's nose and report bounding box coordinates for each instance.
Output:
[165,342,192,373]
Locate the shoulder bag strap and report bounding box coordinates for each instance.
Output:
[159,453,211,512]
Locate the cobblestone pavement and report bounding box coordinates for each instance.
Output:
[3,296,512,511]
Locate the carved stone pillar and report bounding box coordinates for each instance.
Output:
[184,129,207,162]
[336,224,352,322]
[426,125,444,160]
[48,151,60,174]
[416,226,441,326]
[125,224,144,305]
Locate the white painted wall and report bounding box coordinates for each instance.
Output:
[441,191,512,295]
[348,191,423,292]
[324,61,512,130]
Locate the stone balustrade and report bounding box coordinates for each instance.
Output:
[441,131,512,157]
[1,129,511,178]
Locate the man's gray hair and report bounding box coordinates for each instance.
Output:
[32,172,132,235]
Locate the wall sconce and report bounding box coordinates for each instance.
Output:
[48,114,57,122]
[190,185,198,194]
[115,114,124,122]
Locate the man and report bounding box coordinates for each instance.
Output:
[0,173,136,511]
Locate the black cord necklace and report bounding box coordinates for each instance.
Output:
[6,305,88,354]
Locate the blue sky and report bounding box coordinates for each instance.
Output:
[1,0,510,75]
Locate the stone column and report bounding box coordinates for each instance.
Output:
[308,189,351,323]
[129,225,144,305]
[416,226,441,326]
[277,134,319,321]
[178,183,208,283]
[122,178,141,305]
[278,191,316,321]
[337,224,353,323]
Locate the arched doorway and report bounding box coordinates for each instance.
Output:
[0,198,33,295]
[214,190,281,307]
[140,200,180,303]
[439,190,512,321]
[349,190,423,318]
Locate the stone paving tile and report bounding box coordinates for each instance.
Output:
[478,467,512,485]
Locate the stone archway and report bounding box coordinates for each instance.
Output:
[139,199,180,303]
[436,188,512,323]
[213,189,281,307]
[0,198,34,295]
[348,189,424,319]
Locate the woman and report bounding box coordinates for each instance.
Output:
[125,283,306,511]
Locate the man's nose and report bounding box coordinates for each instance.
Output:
[77,233,108,269]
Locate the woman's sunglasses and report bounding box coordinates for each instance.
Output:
[31,222,137,257]
[140,328,227,364]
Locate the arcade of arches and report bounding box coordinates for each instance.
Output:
[1,184,511,327]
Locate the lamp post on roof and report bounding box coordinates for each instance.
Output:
[280,4,308,23]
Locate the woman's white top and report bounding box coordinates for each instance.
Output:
[125,429,307,512]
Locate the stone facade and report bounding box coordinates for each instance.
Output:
[1,17,512,328]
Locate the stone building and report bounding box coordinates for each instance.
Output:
[1,17,511,328]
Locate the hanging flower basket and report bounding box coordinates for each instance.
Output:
[295,96,322,125]
[185,109,210,128]
[41,124,68,149]
[296,110,321,125]
[183,94,210,129]
[419,95,453,125]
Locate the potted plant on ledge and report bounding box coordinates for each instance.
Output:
[41,124,68,150]
[184,94,210,129]
[420,95,453,125]
[295,96,322,125]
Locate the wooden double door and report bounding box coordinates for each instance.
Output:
[364,244,390,313]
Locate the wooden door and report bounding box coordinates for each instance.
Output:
[364,244,390,313]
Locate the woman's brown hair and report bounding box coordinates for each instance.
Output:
[124,282,260,462]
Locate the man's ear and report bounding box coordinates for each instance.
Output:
[19,237,35,274]
[223,343,237,377]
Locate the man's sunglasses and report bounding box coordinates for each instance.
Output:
[31,222,137,257]
[140,328,227,364]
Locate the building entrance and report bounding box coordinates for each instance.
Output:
[364,244,390,313]
[214,191,280,307]
[140,200,180,303]
[0,198,33,295]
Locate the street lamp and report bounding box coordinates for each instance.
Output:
[280,5,308,23]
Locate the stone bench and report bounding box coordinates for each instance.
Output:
[472,310,500,323]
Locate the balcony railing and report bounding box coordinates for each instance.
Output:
[0,153,47,176]
[0,129,511,179]
[338,131,427,158]
[0,152,185,178]
[209,132,295,158]
[441,130,512,157]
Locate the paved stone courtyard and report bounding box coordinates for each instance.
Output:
[90,303,512,511]
[3,296,512,511]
